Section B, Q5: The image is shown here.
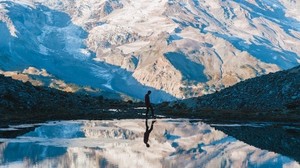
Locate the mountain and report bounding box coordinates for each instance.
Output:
[1,0,300,101]
[176,65,300,112]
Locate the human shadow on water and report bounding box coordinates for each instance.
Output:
[143,118,156,148]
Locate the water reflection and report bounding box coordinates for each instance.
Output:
[144,119,156,148]
[0,119,299,168]
[2,142,66,164]
[0,121,84,166]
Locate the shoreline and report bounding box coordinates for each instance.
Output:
[1,108,300,162]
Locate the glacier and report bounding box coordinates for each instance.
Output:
[0,0,300,101]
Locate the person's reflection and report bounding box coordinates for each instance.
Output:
[144,118,156,148]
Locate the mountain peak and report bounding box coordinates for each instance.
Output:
[0,0,299,101]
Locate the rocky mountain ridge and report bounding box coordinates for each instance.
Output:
[1,0,300,101]
[178,65,300,112]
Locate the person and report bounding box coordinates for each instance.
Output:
[144,118,156,148]
[145,90,154,118]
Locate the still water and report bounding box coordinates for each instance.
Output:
[0,119,299,168]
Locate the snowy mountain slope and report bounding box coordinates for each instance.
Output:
[0,1,175,102]
[0,0,300,101]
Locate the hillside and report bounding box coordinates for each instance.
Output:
[0,66,134,100]
[175,65,300,113]
[0,74,145,128]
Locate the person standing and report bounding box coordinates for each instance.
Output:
[145,90,154,118]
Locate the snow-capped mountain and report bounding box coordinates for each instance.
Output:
[0,0,300,101]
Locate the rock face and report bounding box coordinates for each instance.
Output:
[180,65,300,111]
[0,0,300,101]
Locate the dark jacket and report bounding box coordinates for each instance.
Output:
[145,93,150,106]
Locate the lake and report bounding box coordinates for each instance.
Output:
[0,119,299,168]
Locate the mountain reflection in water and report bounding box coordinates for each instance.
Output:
[0,119,299,168]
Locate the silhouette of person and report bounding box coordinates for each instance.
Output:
[144,118,156,148]
[145,90,154,118]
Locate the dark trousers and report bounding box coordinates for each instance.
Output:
[146,105,154,117]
